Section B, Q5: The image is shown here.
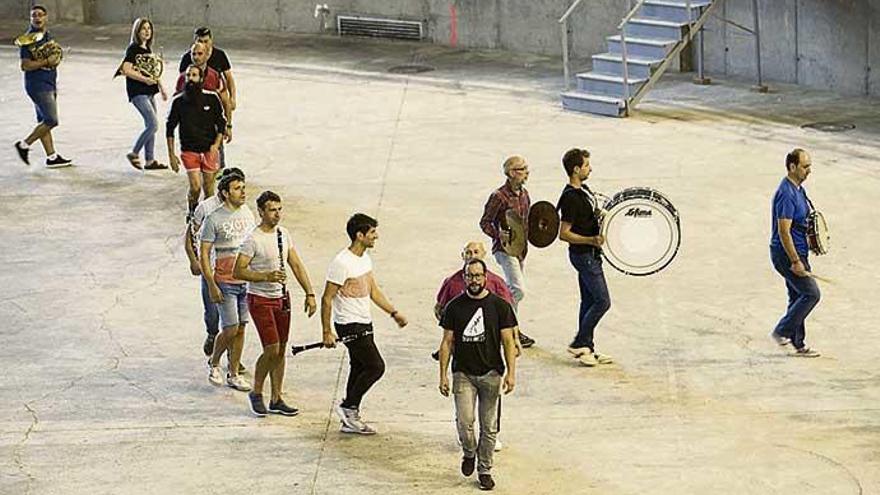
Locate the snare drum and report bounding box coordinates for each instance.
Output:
[600,187,681,276]
[807,210,830,255]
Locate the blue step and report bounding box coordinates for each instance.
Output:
[591,52,662,79]
[607,35,677,59]
[576,72,646,98]
[561,91,625,117]
[625,17,685,40]
[639,0,710,23]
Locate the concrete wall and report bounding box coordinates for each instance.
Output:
[1,0,876,97]
[702,0,878,96]
[59,0,627,61]
[0,0,83,21]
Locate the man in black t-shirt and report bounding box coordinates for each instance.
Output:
[557,148,613,367]
[178,27,236,110]
[179,27,236,168]
[439,259,517,491]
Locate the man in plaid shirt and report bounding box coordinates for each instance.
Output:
[479,155,535,348]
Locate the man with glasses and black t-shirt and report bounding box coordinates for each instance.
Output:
[557,148,613,367]
[321,213,408,435]
[439,258,518,491]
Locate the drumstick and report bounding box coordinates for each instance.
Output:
[807,272,835,284]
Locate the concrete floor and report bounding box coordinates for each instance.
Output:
[1,23,879,495]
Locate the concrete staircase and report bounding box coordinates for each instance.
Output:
[561,0,715,117]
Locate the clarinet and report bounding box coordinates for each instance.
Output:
[277,227,290,312]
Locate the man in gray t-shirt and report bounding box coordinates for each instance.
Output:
[233,191,316,417]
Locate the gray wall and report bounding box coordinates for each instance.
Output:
[2,0,876,97]
[702,0,878,96]
[76,0,626,61]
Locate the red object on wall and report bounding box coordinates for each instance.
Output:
[449,3,458,47]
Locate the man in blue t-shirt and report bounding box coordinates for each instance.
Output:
[769,148,821,357]
[13,5,72,169]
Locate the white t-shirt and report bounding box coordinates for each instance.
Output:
[239,226,292,299]
[326,248,373,325]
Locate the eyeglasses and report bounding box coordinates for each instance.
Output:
[510,167,529,172]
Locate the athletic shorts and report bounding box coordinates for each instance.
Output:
[247,293,291,346]
[181,150,219,173]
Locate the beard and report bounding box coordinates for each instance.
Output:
[466,283,485,296]
[184,81,203,106]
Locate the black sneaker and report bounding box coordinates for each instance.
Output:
[45,155,72,169]
[268,399,300,416]
[478,473,495,491]
[431,350,440,361]
[461,456,475,476]
[518,332,535,348]
[14,141,29,165]
[248,392,267,417]
[203,334,215,356]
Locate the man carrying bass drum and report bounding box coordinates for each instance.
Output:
[556,148,613,367]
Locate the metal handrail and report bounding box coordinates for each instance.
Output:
[558,0,587,23]
[558,0,587,90]
[618,0,649,29]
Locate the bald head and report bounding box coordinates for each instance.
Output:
[190,41,208,67]
[461,241,487,263]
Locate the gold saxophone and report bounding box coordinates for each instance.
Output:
[133,53,164,80]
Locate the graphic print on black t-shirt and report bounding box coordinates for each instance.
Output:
[440,293,517,376]
[462,308,486,343]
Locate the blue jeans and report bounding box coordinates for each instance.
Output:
[130,94,157,161]
[28,90,59,127]
[200,276,220,337]
[770,247,820,350]
[568,250,611,350]
[453,370,501,475]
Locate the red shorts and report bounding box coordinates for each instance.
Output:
[247,293,291,346]
[181,150,219,173]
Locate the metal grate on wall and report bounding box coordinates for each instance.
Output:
[337,15,424,41]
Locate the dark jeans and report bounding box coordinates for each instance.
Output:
[200,275,220,337]
[770,247,820,350]
[340,330,385,409]
[569,250,611,350]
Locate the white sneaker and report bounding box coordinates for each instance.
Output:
[567,346,589,358]
[226,373,252,391]
[335,404,361,430]
[769,331,791,346]
[208,366,223,386]
[792,347,821,358]
[578,352,598,367]
[593,352,614,365]
[494,438,503,452]
[340,421,377,435]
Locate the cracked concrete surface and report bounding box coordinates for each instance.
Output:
[1,21,879,495]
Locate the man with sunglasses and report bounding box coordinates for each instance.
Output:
[479,155,534,348]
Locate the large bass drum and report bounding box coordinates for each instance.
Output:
[600,187,681,276]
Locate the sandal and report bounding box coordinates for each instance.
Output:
[144,160,169,170]
[126,152,143,170]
